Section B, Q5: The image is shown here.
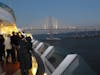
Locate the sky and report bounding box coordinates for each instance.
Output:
[0,0,100,27]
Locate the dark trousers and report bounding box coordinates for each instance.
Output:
[0,51,5,61]
[0,45,5,61]
[11,47,16,63]
[6,49,12,62]
[0,51,2,61]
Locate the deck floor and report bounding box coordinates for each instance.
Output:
[0,57,38,75]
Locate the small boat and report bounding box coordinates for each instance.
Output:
[46,37,61,41]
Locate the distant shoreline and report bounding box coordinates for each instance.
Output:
[64,34,100,39]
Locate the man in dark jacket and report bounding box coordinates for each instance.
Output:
[18,36,32,75]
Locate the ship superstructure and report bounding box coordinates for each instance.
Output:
[0,2,18,35]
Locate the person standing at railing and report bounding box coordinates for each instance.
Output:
[4,34,12,63]
[10,32,20,63]
[17,35,32,75]
[26,36,33,54]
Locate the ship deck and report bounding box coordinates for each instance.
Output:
[0,56,38,75]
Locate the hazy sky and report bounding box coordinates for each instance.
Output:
[1,0,100,27]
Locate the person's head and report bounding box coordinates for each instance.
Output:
[16,32,20,36]
[26,36,31,42]
[12,31,15,35]
[21,35,25,39]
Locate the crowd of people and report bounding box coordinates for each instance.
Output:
[0,31,33,75]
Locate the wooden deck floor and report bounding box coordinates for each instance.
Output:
[0,62,19,75]
[0,57,38,75]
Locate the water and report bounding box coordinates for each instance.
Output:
[32,32,100,75]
